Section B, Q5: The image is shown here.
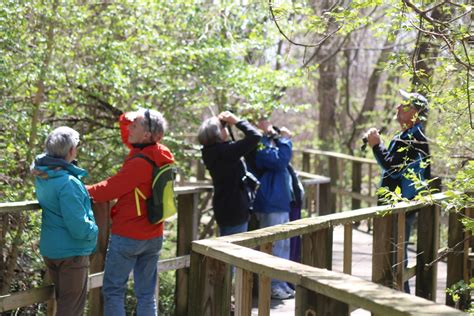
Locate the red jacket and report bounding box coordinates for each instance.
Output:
[87,114,174,240]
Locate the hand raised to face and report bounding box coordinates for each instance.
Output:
[365,128,381,147]
[217,111,239,126]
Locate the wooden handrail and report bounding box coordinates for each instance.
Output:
[218,192,449,248]
[0,185,212,313]
[0,255,190,312]
[294,148,377,164]
[191,239,465,315]
[0,185,213,214]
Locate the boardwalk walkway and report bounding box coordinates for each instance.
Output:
[251,223,448,315]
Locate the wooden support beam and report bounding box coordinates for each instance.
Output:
[396,211,406,291]
[416,204,439,301]
[302,152,310,173]
[446,206,472,309]
[343,223,352,275]
[235,268,253,316]
[372,214,394,288]
[328,157,338,212]
[176,192,199,316]
[258,243,272,316]
[319,182,332,216]
[351,161,362,210]
[88,202,110,316]
[187,251,232,316]
[192,239,464,316]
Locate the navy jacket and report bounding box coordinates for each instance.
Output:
[372,122,431,199]
[252,136,293,213]
[201,120,261,227]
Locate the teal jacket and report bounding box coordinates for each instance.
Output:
[33,154,98,259]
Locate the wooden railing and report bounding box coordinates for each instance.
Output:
[0,175,330,315]
[0,149,470,315]
[0,185,213,315]
[295,148,379,213]
[189,192,471,315]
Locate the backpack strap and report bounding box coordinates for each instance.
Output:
[128,153,157,217]
[130,153,157,167]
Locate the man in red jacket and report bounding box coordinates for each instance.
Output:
[87,109,174,316]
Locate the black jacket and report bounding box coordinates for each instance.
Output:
[201,120,261,227]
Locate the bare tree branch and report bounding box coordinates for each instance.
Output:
[268,0,342,48]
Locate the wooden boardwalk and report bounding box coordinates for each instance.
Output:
[251,223,448,315]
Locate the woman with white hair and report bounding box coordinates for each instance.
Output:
[32,126,98,316]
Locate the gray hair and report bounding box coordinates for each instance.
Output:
[139,108,168,139]
[198,117,222,146]
[45,126,80,159]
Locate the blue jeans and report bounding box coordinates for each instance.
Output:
[255,212,290,290]
[219,222,248,236]
[103,234,163,316]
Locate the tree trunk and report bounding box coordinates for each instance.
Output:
[346,32,398,151]
[410,5,445,93]
[317,56,338,149]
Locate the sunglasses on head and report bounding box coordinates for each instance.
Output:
[145,109,152,132]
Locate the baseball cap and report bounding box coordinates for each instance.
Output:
[399,89,429,117]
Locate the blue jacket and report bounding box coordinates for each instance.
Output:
[372,123,431,199]
[252,136,293,213]
[33,154,98,259]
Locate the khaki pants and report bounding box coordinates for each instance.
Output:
[44,255,89,316]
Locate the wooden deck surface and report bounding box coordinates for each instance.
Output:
[251,223,448,315]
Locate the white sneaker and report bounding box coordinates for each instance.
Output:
[271,286,292,300]
[282,284,295,297]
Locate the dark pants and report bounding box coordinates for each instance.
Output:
[44,255,90,316]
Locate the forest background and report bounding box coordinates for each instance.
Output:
[1,0,472,314]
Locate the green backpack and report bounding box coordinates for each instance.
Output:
[133,154,177,224]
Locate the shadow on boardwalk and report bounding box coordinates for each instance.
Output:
[251,223,448,315]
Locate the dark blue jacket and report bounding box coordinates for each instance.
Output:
[372,123,431,199]
[252,136,293,213]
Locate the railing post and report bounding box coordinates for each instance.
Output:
[343,223,352,275]
[196,159,206,181]
[416,204,440,300]
[351,161,362,210]
[43,271,56,316]
[235,268,253,316]
[446,204,472,309]
[300,227,348,315]
[176,192,199,316]
[328,157,338,212]
[302,152,313,215]
[302,151,310,174]
[318,180,331,216]
[258,243,272,316]
[372,213,395,288]
[188,251,232,316]
[88,202,110,316]
[395,211,406,291]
